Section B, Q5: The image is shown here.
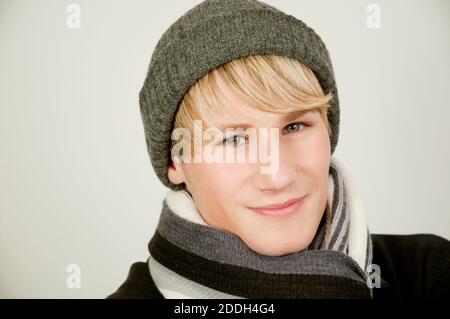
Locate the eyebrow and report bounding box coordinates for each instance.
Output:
[216,109,311,130]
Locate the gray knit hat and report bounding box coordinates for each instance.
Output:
[139,0,340,190]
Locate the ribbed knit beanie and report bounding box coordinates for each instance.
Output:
[139,0,340,190]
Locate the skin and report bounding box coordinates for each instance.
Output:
[168,77,331,256]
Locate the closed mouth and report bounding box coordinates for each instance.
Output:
[248,195,307,217]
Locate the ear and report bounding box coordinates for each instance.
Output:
[167,161,186,185]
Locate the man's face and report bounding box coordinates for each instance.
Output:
[168,80,331,256]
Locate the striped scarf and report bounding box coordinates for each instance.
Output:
[147,157,373,298]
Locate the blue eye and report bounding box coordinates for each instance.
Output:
[283,122,309,134]
[223,135,247,146]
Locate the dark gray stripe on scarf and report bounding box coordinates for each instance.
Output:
[156,201,368,283]
[327,163,349,251]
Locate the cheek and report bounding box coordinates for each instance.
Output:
[183,163,246,223]
[290,126,331,183]
[186,163,246,192]
[308,128,331,170]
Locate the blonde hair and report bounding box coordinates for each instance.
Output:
[171,54,333,155]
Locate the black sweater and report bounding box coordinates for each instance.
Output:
[107,234,450,299]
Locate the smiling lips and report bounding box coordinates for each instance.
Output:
[248,196,307,217]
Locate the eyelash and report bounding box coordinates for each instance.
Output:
[283,122,310,135]
[222,122,311,146]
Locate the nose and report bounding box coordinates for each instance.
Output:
[252,131,297,192]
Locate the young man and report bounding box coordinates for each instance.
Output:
[108,0,449,299]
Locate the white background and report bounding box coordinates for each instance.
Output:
[1,0,449,298]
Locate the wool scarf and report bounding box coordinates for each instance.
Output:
[147,157,373,299]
